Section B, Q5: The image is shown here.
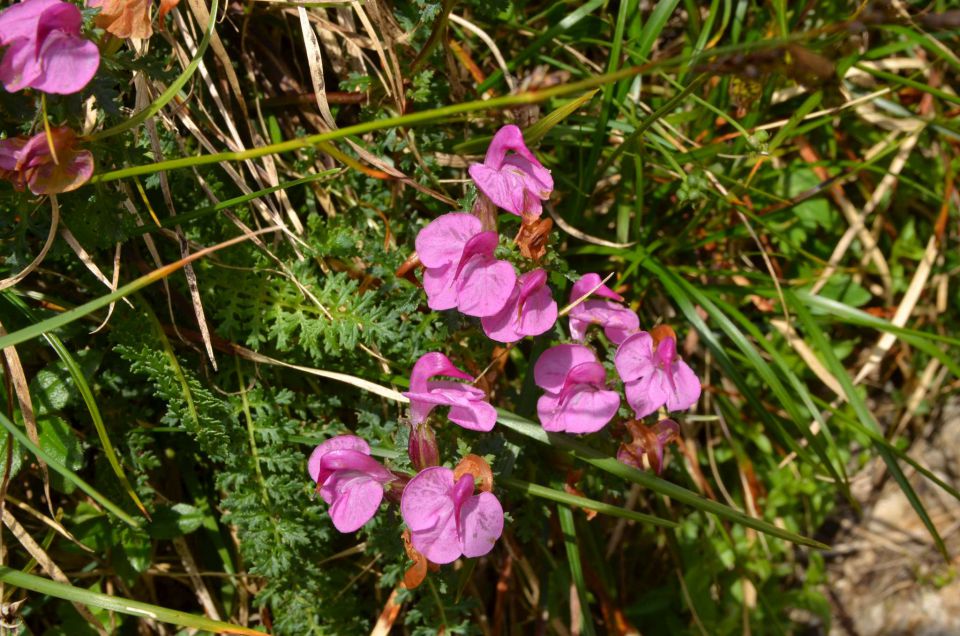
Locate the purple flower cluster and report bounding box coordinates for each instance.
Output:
[307,125,703,573]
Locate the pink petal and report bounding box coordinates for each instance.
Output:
[447,400,497,432]
[614,332,655,382]
[415,213,482,269]
[665,359,701,413]
[324,473,384,533]
[533,344,597,393]
[570,273,623,303]
[517,271,557,336]
[480,284,523,343]
[624,372,670,419]
[318,450,393,484]
[308,435,369,483]
[0,38,41,92]
[468,163,525,216]
[557,386,620,434]
[459,492,504,558]
[423,263,458,311]
[536,392,564,432]
[400,466,455,532]
[502,154,553,197]
[0,137,26,171]
[456,256,516,317]
[410,510,461,564]
[32,30,99,94]
[405,382,496,432]
[0,0,60,44]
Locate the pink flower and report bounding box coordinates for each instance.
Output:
[468,125,553,218]
[400,466,504,564]
[534,344,620,434]
[0,127,94,194]
[402,352,497,432]
[568,273,640,345]
[480,269,557,343]
[617,419,680,475]
[415,212,517,317]
[308,435,396,533]
[0,0,100,94]
[615,327,701,419]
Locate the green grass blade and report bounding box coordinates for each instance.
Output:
[633,0,682,62]
[89,0,219,141]
[0,227,278,351]
[500,477,678,528]
[0,567,263,634]
[2,293,149,518]
[475,0,606,94]
[497,411,827,549]
[0,411,139,527]
[640,257,839,482]
[787,291,949,559]
[452,89,598,154]
[557,505,596,636]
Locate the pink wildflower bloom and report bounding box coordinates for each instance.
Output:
[415,212,516,317]
[468,124,553,218]
[0,127,94,194]
[615,329,701,419]
[534,344,620,434]
[617,419,680,475]
[0,0,100,94]
[402,352,497,432]
[568,273,640,345]
[400,466,504,564]
[480,269,557,343]
[308,435,396,533]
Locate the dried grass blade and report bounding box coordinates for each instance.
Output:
[0,323,51,518]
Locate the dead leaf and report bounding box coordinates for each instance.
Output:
[95,0,153,39]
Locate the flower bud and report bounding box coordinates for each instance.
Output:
[408,422,440,471]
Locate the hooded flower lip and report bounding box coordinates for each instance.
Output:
[0,0,100,95]
[0,127,94,194]
[468,124,554,218]
[400,466,504,564]
[402,352,497,432]
[416,212,517,318]
[308,435,396,533]
[480,268,558,343]
[614,330,701,419]
[568,273,640,345]
[534,344,620,434]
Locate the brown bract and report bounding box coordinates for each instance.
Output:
[514,216,552,261]
[94,0,179,40]
[454,454,493,493]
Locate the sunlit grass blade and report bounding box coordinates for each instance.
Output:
[0,227,279,351]
[500,477,678,528]
[0,411,138,528]
[497,411,827,549]
[557,505,596,636]
[0,567,263,634]
[787,291,949,560]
